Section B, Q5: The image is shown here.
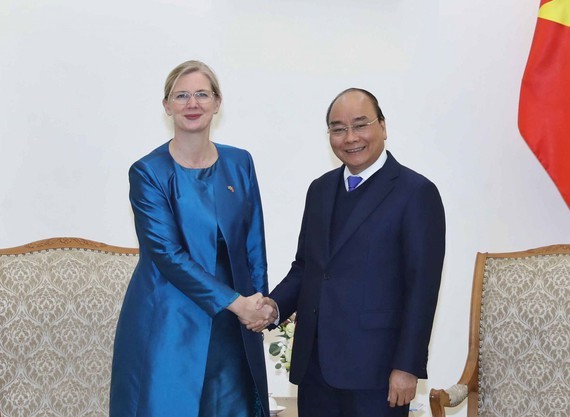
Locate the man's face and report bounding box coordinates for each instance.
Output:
[327,91,386,175]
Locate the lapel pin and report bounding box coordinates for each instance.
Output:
[227,185,235,193]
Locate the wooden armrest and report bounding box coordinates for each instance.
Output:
[429,384,468,417]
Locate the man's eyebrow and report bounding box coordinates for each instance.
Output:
[328,115,368,126]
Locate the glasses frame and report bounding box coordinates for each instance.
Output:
[328,117,379,138]
[169,90,218,105]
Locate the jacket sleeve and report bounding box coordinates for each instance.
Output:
[129,161,238,317]
[391,180,446,378]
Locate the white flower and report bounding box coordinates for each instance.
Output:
[285,322,296,338]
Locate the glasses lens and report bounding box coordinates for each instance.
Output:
[194,91,212,103]
[172,91,190,104]
[329,127,347,138]
[353,123,368,133]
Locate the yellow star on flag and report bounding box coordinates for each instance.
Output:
[539,0,570,27]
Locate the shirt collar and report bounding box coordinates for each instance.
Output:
[343,148,388,191]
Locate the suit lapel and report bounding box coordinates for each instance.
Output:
[329,153,400,260]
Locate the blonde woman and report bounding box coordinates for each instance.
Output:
[110,60,274,417]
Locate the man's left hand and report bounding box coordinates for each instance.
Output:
[387,369,417,407]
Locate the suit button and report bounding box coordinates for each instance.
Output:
[312,308,317,314]
[323,273,330,280]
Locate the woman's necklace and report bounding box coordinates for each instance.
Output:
[171,140,216,169]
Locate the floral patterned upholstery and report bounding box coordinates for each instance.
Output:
[429,245,570,417]
[0,238,138,417]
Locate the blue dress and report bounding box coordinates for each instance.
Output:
[110,142,269,417]
[199,231,258,416]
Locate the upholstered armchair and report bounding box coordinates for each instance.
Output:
[0,238,138,417]
[429,244,570,417]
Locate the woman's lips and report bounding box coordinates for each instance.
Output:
[184,114,201,120]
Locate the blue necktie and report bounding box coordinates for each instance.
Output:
[347,175,363,192]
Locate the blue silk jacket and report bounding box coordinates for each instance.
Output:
[110,142,269,417]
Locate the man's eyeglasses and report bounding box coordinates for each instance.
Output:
[170,90,217,105]
[328,117,379,139]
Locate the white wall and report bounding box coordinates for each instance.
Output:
[1,0,569,413]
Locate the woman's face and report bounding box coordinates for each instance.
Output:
[163,71,221,135]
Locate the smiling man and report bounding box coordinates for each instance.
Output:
[254,88,446,417]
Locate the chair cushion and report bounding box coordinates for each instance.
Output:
[478,253,570,416]
[0,247,138,417]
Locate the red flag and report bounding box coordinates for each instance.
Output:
[518,0,570,207]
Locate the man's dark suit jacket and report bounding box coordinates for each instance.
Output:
[270,151,446,390]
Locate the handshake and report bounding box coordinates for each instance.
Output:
[227,292,278,332]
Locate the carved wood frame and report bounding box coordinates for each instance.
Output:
[0,237,138,255]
